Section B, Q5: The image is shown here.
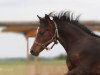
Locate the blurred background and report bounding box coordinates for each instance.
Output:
[0,0,100,75]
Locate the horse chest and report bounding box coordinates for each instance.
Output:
[69,52,81,64]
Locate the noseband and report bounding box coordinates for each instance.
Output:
[34,20,59,50]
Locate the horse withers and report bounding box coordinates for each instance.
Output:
[30,11,100,75]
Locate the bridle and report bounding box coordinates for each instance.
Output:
[34,20,59,50]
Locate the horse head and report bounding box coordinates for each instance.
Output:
[30,14,58,56]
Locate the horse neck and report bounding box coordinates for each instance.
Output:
[57,22,87,52]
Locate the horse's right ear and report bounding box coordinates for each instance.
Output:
[37,15,42,20]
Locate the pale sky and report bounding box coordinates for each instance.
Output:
[0,0,100,58]
[0,0,100,21]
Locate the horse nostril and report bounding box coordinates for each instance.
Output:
[30,50,34,54]
[30,50,39,56]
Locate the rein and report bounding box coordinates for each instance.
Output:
[34,20,59,50]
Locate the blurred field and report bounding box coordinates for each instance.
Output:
[0,59,68,75]
[0,59,27,75]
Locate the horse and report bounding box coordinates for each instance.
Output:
[30,11,100,75]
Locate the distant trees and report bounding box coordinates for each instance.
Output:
[28,54,35,60]
[28,54,66,60]
[54,54,66,60]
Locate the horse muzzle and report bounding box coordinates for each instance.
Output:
[30,50,39,56]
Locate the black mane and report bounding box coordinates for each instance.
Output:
[50,11,100,38]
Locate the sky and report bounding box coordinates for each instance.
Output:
[0,0,100,21]
[0,0,100,58]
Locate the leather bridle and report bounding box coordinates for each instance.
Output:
[34,20,59,50]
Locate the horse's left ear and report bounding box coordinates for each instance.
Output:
[45,14,50,20]
[37,15,43,21]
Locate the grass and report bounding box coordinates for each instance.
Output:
[0,59,66,75]
[0,59,27,75]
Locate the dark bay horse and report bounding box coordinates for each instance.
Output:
[30,11,100,75]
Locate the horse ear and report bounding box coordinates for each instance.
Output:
[37,15,42,20]
[45,14,50,20]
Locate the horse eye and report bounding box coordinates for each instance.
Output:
[39,32,44,35]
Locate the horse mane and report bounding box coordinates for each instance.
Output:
[49,11,100,38]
